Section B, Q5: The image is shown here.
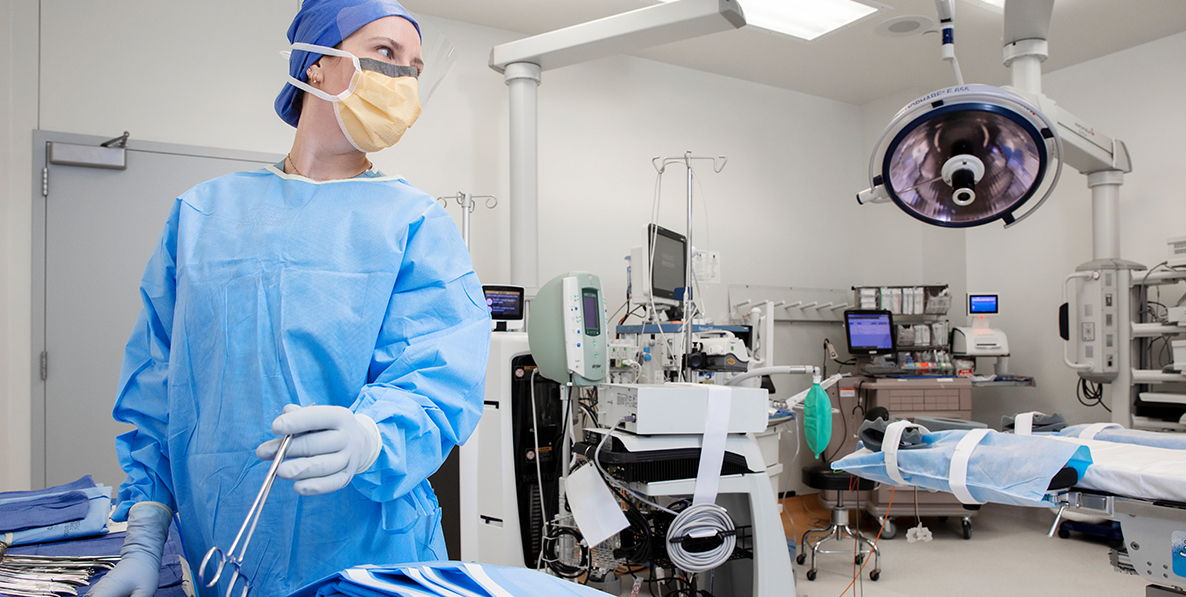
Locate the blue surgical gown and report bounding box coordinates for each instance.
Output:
[111,165,491,597]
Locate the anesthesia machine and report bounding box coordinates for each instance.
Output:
[461,232,816,596]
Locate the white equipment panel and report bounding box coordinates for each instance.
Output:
[598,383,768,435]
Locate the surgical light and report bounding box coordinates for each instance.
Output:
[858,84,1063,228]
[658,0,878,41]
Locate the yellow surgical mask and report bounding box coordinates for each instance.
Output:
[288,43,423,153]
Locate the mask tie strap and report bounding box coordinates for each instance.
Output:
[284,43,363,102]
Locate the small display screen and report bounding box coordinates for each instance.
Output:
[844,310,895,355]
[649,225,687,301]
[582,290,600,337]
[969,294,999,314]
[483,286,524,320]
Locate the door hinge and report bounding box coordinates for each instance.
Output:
[40,351,48,380]
[42,167,48,197]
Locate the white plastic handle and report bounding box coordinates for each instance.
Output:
[1063,272,1096,371]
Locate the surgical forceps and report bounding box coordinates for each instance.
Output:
[198,433,295,597]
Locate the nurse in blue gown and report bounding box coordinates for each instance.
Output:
[89,2,491,596]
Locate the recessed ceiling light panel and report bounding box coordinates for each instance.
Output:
[659,0,882,41]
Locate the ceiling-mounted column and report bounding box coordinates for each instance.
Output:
[504,62,542,289]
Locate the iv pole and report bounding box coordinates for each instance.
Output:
[652,152,727,380]
[437,192,498,249]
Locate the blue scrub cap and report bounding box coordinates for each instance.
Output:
[275,0,421,128]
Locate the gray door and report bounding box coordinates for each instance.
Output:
[32,131,282,490]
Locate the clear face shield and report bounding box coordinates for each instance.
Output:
[411,16,458,108]
[282,15,457,109]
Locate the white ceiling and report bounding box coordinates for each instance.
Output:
[401,0,1186,106]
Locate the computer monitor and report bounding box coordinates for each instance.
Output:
[484,285,525,331]
[844,309,896,355]
[968,294,999,314]
[630,224,687,306]
[648,224,686,302]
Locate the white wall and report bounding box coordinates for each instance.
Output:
[2,0,39,493]
[966,32,1186,427]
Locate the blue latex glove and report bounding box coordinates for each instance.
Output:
[86,502,171,597]
[257,404,381,495]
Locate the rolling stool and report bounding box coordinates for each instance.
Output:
[795,463,881,581]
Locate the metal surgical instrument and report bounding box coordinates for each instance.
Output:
[0,552,121,596]
[198,433,295,597]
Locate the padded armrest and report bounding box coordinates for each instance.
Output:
[1047,466,1079,491]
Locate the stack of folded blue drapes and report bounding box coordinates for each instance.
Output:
[291,562,613,597]
[3,476,187,596]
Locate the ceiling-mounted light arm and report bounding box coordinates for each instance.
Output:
[998,0,1130,255]
[1001,0,1052,95]
[934,0,964,85]
[489,0,745,73]
[489,0,745,289]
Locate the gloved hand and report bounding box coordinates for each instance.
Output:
[256,404,381,495]
[86,502,171,597]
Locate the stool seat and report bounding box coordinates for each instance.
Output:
[802,463,875,491]
[798,463,882,582]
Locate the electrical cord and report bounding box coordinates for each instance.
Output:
[614,497,654,565]
[1077,377,1111,413]
[647,171,680,383]
[665,502,736,573]
[820,400,849,463]
[593,421,678,516]
[578,402,599,428]
[608,299,631,330]
[528,369,549,569]
[539,525,589,579]
[619,304,646,327]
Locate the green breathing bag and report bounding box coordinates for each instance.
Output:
[803,382,833,459]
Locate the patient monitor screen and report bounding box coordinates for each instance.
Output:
[649,225,687,301]
[483,286,524,320]
[581,288,601,337]
[969,294,999,314]
[845,310,895,355]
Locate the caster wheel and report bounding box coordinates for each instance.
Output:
[796,553,806,565]
[962,520,973,540]
[881,520,897,540]
[870,570,881,582]
[1058,529,1070,539]
[806,569,817,581]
